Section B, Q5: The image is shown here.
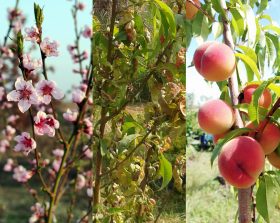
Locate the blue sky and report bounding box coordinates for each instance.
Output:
[0,0,91,94]
[186,0,280,105]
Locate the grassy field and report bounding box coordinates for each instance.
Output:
[186,146,280,223]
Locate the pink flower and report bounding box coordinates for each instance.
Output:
[76,2,86,10]
[87,187,93,197]
[35,80,64,104]
[0,87,5,101]
[83,118,93,136]
[13,165,33,183]
[76,174,86,190]
[34,111,59,137]
[83,145,93,158]
[7,8,23,20]
[63,108,78,122]
[52,159,62,172]
[52,148,64,158]
[29,203,45,223]
[14,132,37,156]
[22,54,42,72]
[7,77,40,113]
[3,158,14,172]
[82,25,92,38]
[1,47,14,58]
[3,125,16,141]
[72,89,85,104]
[24,26,40,43]
[0,139,9,153]
[40,37,59,57]
[7,115,20,124]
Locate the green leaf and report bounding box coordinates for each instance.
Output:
[263,25,280,35]
[158,153,172,190]
[16,31,24,55]
[256,0,268,14]
[211,0,226,19]
[235,53,261,80]
[256,175,276,223]
[34,3,44,29]
[265,35,275,66]
[212,22,223,39]
[100,138,108,156]
[118,134,140,152]
[154,0,176,38]
[237,45,257,63]
[211,128,251,166]
[230,8,245,37]
[243,4,256,47]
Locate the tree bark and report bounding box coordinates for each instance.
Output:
[220,0,251,222]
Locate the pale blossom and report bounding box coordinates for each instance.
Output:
[76,174,86,190]
[52,159,62,172]
[83,145,93,158]
[1,46,14,58]
[3,158,14,172]
[24,26,40,43]
[86,187,93,197]
[22,54,42,72]
[13,165,33,183]
[52,148,64,158]
[34,111,59,137]
[0,139,9,153]
[14,132,37,156]
[76,2,85,10]
[83,118,93,136]
[7,8,23,20]
[82,25,92,38]
[72,89,85,104]
[63,108,78,122]
[0,87,5,101]
[35,80,64,104]
[40,37,59,57]
[7,77,40,113]
[29,203,45,223]
[7,114,20,124]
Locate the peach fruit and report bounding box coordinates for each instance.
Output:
[186,0,200,20]
[267,147,280,169]
[246,121,280,155]
[241,84,272,109]
[218,136,265,188]
[213,132,228,145]
[193,42,236,81]
[198,99,235,135]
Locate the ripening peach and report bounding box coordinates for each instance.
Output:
[218,136,265,188]
[241,84,272,109]
[246,121,280,155]
[193,42,236,81]
[186,0,200,20]
[198,99,235,135]
[213,132,228,145]
[267,148,280,169]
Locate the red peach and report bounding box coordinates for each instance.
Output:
[267,147,280,169]
[198,99,235,135]
[242,84,272,109]
[213,132,228,145]
[246,121,280,155]
[193,42,236,81]
[218,136,265,188]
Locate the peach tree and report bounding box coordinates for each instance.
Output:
[187,0,280,222]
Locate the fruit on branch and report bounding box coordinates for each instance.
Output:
[193,42,236,81]
[198,99,235,135]
[246,121,280,155]
[186,0,200,20]
[241,84,272,109]
[176,48,186,68]
[218,136,265,188]
[124,20,136,42]
[267,147,280,169]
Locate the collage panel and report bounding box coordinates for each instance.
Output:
[186,0,280,223]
